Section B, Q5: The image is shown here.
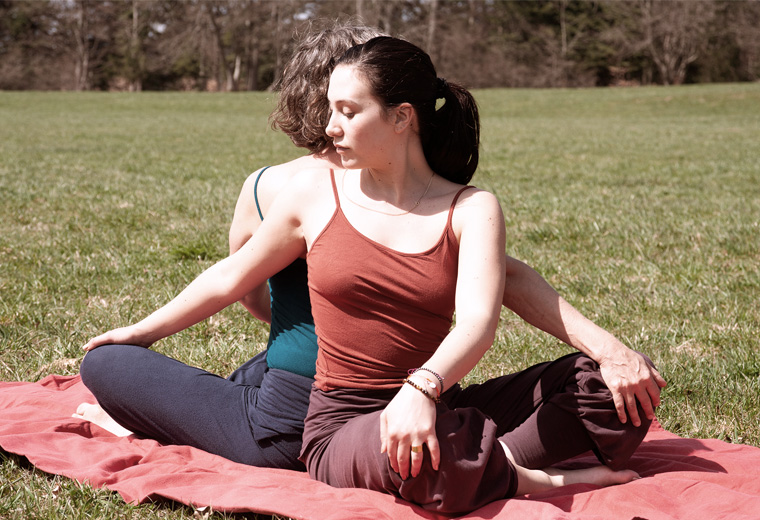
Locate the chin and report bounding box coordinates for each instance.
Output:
[340,158,361,169]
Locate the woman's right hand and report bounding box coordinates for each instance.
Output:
[380,381,440,480]
[82,325,153,352]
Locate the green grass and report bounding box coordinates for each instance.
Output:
[1,84,759,517]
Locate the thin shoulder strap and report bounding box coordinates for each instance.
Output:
[447,185,475,228]
[328,169,340,207]
[252,166,271,221]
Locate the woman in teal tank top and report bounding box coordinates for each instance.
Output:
[77,24,382,469]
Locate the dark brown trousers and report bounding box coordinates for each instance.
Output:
[300,353,654,514]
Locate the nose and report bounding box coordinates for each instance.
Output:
[326,111,341,138]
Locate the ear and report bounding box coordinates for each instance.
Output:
[391,103,414,133]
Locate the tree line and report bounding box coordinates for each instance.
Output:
[2,0,759,92]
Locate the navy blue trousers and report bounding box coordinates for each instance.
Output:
[79,344,312,470]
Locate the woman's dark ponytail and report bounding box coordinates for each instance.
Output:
[336,37,480,185]
[427,78,480,185]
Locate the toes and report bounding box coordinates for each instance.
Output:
[73,402,90,418]
[614,469,640,485]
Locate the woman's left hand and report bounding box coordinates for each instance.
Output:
[380,382,440,480]
[82,324,153,352]
[598,347,667,427]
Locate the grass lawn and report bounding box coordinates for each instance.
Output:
[1,83,759,518]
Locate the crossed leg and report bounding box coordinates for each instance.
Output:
[500,441,638,495]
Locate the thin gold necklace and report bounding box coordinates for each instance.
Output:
[341,169,435,216]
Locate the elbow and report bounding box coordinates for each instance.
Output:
[462,310,501,350]
[229,230,252,257]
[483,316,499,347]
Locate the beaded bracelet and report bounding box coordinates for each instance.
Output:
[407,373,440,399]
[403,378,441,403]
[409,367,445,393]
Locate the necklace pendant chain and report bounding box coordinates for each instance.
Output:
[343,170,435,217]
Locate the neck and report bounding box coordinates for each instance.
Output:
[341,168,435,217]
[361,142,433,205]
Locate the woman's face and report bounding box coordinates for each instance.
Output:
[326,65,396,171]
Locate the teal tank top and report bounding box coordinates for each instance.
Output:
[254,167,318,378]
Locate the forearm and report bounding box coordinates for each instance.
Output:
[133,258,256,345]
[555,297,637,366]
[386,316,497,478]
[419,316,499,390]
[502,257,628,363]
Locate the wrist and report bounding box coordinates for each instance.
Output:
[407,372,441,399]
[403,376,440,403]
[563,313,620,361]
[131,322,159,348]
[589,335,630,366]
[408,367,445,395]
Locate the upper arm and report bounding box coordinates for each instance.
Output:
[454,190,507,331]
[226,167,333,294]
[224,178,311,294]
[229,169,266,256]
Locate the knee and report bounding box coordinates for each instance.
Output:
[557,354,610,403]
[398,410,515,513]
[80,344,138,391]
[80,345,110,387]
[569,355,653,469]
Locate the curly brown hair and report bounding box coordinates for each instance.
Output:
[269,22,383,153]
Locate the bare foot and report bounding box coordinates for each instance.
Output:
[501,441,639,495]
[73,402,134,437]
[546,465,640,488]
[513,463,638,495]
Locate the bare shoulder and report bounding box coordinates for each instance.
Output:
[250,155,337,216]
[249,159,307,213]
[455,186,503,216]
[450,186,505,236]
[281,166,335,206]
[270,168,336,246]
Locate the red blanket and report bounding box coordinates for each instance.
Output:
[2,375,759,519]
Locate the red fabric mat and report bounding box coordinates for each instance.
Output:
[2,374,759,519]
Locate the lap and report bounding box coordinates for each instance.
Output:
[302,387,515,514]
[446,352,653,469]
